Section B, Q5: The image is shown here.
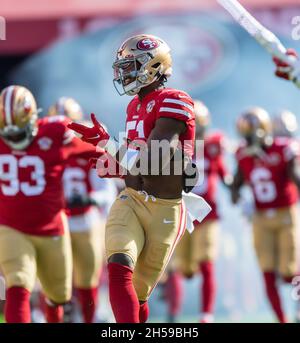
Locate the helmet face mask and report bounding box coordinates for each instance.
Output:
[112,34,172,96]
[113,56,144,95]
[0,113,38,150]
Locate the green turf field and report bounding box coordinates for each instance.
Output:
[149,315,285,323]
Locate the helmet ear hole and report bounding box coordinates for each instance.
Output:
[152,62,161,68]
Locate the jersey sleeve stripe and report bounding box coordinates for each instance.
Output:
[159,107,191,118]
[63,130,75,145]
[162,98,194,112]
[4,86,14,126]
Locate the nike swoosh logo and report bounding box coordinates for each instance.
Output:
[163,219,175,224]
[90,135,101,140]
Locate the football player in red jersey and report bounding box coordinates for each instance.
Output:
[272,49,300,88]
[231,107,300,323]
[164,101,231,323]
[68,34,211,323]
[0,86,97,323]
[272,110,300,323]
[49,97,117,323]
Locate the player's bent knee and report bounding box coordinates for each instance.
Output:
[47,294,71,305]
[47,298,69,306]
[183,271,195,279]
[179,265,197,278]
[6,271,34,291]
[45,286,72,305]
[108,253,134,269]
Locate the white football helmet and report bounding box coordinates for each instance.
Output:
[0,85,39,150]
[194,100,210,138]
[272,110,298,137]
[48,97,84,121]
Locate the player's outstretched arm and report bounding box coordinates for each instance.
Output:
[230,166,244,204]
[273,49,300,88]
[68,114,186,177]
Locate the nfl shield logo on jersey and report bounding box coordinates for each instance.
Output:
[38,137,53,151]
[146,100,155,113]
[267,152,281,166]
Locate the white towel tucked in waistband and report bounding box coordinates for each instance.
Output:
[182,192,212,234]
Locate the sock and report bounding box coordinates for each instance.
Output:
[45,299,64,323]
[200,261,216,316]
[108,262,140,323]
[39,292,47,315]
[263,272,287,323]
[5,286,31,323]
[165,271,183,319]
[139,302,149,323]
[76,287,98,323]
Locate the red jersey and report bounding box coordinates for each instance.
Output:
[0,116,95,236]
[193,132,227,222]
[236,137,299,210]
[63,155,93,217]
[125,88,195,158]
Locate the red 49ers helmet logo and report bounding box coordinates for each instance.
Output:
[23,96,33,113]
[137,37,159,50]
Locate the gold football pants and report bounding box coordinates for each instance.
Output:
[70,219,105,289]
[253,205,298,277]
[172,219,219,277]
[0,216,72,303]
[105,187,186,301]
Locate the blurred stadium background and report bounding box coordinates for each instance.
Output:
[0,0,299,323]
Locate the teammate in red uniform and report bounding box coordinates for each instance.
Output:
[272,109,300,323]
[0,86,95,323]
[49,97,117,322]
[231,107,300,323]
[64,156,116,323]
[68,34,210,323]
[165,101,231,323]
